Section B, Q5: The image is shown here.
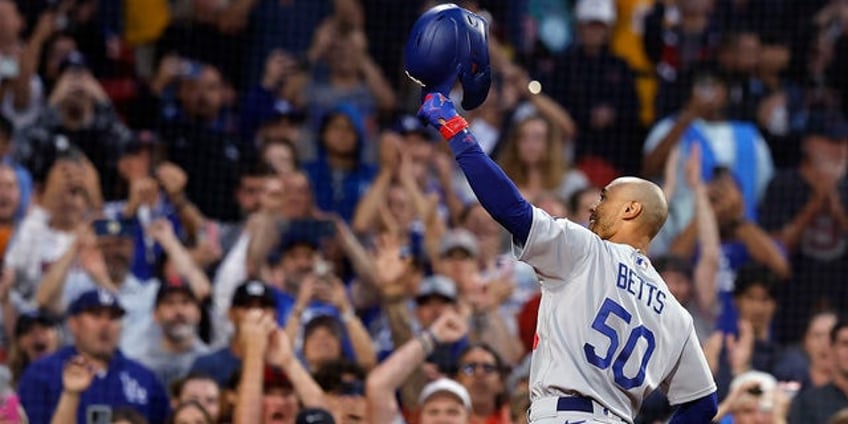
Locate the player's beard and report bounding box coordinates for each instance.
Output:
[588,212,612,239]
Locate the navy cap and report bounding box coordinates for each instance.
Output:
[155,279,197,306]
[59,51,88,74]
[14,310,58,338]
[68,289,126,317]
[231,280,277,309]
[93,218,137,238]
[296,408,335,424]
[805,109,848,140]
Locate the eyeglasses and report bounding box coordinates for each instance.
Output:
[460,362,498,376]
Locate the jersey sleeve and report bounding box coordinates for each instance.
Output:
[662,325,717,405]
[512,207,598,284]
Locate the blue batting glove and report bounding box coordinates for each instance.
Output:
[417,92,468,140]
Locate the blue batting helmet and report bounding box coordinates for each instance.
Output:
[404,3,491,110]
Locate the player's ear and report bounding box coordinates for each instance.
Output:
[622,201,642,220]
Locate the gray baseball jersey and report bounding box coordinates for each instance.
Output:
[517,207,716,421]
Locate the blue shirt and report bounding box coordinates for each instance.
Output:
[189,347,241,387]
[18,346,169,424]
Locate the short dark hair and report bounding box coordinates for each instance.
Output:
[831,320,848,344]
[304,315,344,342]
[238,159,275,181]
[313,359,366,393]
[170,371,219,399]
[732,264,780,299]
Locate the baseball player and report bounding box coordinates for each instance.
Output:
[419,93,718,423]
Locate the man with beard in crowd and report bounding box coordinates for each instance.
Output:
[137,280,208,387]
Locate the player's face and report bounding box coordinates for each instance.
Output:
[419,393,470,424]
[69,307,122,360]
[588,185,621,239]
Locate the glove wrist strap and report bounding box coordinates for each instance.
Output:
[439,115,469,140]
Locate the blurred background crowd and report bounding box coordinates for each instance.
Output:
[0,0,845,423]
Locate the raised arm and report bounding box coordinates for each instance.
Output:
[366,310,468,424]
[233,310,277,424]
[266,328,328,408]
[685,146,720,319]
[418,93,533,244]
[147,219,212,301]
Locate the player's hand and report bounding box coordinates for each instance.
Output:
[62,355,95,395]
[428,309,468,344]
[418,93,460,130]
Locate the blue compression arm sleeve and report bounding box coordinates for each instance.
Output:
[668,392,718,424]
[448,131,533,244]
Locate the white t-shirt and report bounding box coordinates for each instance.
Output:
[518,207,716,422]
[4,206,74,311]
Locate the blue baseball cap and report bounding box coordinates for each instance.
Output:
[68,289,126,317]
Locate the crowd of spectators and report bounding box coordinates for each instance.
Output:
[0,0,845,423]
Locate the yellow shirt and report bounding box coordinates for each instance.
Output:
[123,0,171,46]
[611,0,658,124]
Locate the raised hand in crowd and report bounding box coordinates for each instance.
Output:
[147,218,213,300]
[428,309,470,345]
[77,229,116,293]
[150,54,185,95]
[372,233,413,302]
[155,161,188,202]
[261,49,299,91]
[61,356,95,395]
[123,176,158,217]
[366,309,469,424]
[50,356,96,424]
